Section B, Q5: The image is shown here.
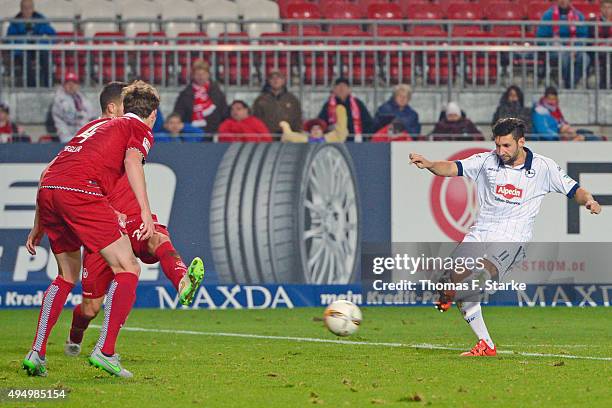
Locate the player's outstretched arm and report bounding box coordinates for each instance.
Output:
[574,187,601,214]
[124,149,155,240]
[409,153,458,177]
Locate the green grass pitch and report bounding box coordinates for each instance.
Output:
[1,307,610,407]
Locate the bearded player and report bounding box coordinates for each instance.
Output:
[63,82,205,359]
[410,118,601,356]
[24,81,160,378]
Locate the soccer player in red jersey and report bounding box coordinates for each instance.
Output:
[64,82,205,359]
[23,81,159,378]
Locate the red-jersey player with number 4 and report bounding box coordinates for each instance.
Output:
[23,81,159,378]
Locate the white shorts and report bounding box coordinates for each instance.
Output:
[452,230,526,281]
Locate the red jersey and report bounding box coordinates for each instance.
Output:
[107,175,141,217]
[41,113,154,196]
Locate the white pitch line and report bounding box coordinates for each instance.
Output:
[90,325,612,361]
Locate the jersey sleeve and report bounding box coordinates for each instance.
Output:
[455,153,490,181]
[548,160,579,197]
[126,121,154,162]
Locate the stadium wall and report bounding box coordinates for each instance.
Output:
[0,143,610,309]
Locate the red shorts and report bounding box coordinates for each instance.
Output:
[37,188,122,254]
[81,214,169,299]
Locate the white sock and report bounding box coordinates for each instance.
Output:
[460,302,494,349]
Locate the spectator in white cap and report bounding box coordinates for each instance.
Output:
[51,72,96,142]
[431,101,483,140]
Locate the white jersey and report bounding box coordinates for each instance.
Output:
[455,147,578,242]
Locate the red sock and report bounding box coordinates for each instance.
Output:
[96,273,138,356]
[69,305,94,344]
[154,241,187,291]
[32,276,74,358]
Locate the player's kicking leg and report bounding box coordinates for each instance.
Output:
[23,250,80,376]
[146,230,204,306]
[88,235,141,378]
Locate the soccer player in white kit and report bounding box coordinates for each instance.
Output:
[409,118,601,356]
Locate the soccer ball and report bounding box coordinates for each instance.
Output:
[323,300,362,337]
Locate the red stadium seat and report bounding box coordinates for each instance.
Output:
[526,1,553,21]
[38,135,60,143]
[574,3,600,20]
[278,0,317,18]
[135,32,167,83]
[286,25,323,35]
[485,3,526,20]
[367,3,403,19]
[176,32,211,84]
[92,32,127,82]
[358,0,392,16]
[218,32,252,85]
[329,25,366,36]
[405,4,445,20]
[490,25,525,38]
[446,4,484,20]
[379,32,414,84]
[301,32,334,85]
[331,30,375,84]
[372,25,405,36]
[325,3,363,34]
[286,3,322,19]
[52,32,86,83]
[259,32,295,76]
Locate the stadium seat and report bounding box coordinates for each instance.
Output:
[301,32,334,85]
[259,32,294,76]
[490,25,524,39]
[372,25,406,36]
[286,24,323,35]
[92,32,127,82]
[286,3,322,19]
[36,0,79,32]
[135,32,167,83]
[485,3,526,21]
[574,3,600,20]
[80,0,120,38]
[367,3,403,34]
[38,135,60,143]
[217,32,252,85]
[409,26,454,85]
[400,0,436,18]
[198,0,241,38]
[526,1,553,21]
[160,0,200,37]
[446,4,484,21]
[455,30,499,84]
[380,32,414,84]
[119,0,162,38]
[323,3,363,21]
[405,5,445,21]
[236,0,281,38]
[52,32,87,83]
[176,32,211,84]
[277,0,317,18]
[331,30,375,84]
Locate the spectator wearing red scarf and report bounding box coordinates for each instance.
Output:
[218,100,272,143]
[536,0,590,88]
[317,78,373,142]
[532,87,582,140]
[173,59,229,134]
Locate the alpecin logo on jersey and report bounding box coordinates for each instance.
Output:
[495,184,523,199]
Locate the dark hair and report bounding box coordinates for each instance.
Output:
[122,80,160,119]
[99,81,127,113]
[230,100,249,111]
[166,112,182,122]
[492,117,526,141]
[544,86,558,97]
[334,77,350,86]
[501,85,524,107]
[0,102,9,114]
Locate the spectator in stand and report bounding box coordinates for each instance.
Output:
[589,0,612,89]
[51,72,96,142]
[318,78,374,142]
[0,102,26,143]
[173,59,228,134]
[492,85,533,133]
[532,86,582,140]
[155,112,205,142]
[7,0,56,87]
[431,102,483,140]
[371,119,413,143]
[253,70,302,134]
[218,100,272,142]
[281,105,348,143]
[373,84,421,137]
[536,0,589,88]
